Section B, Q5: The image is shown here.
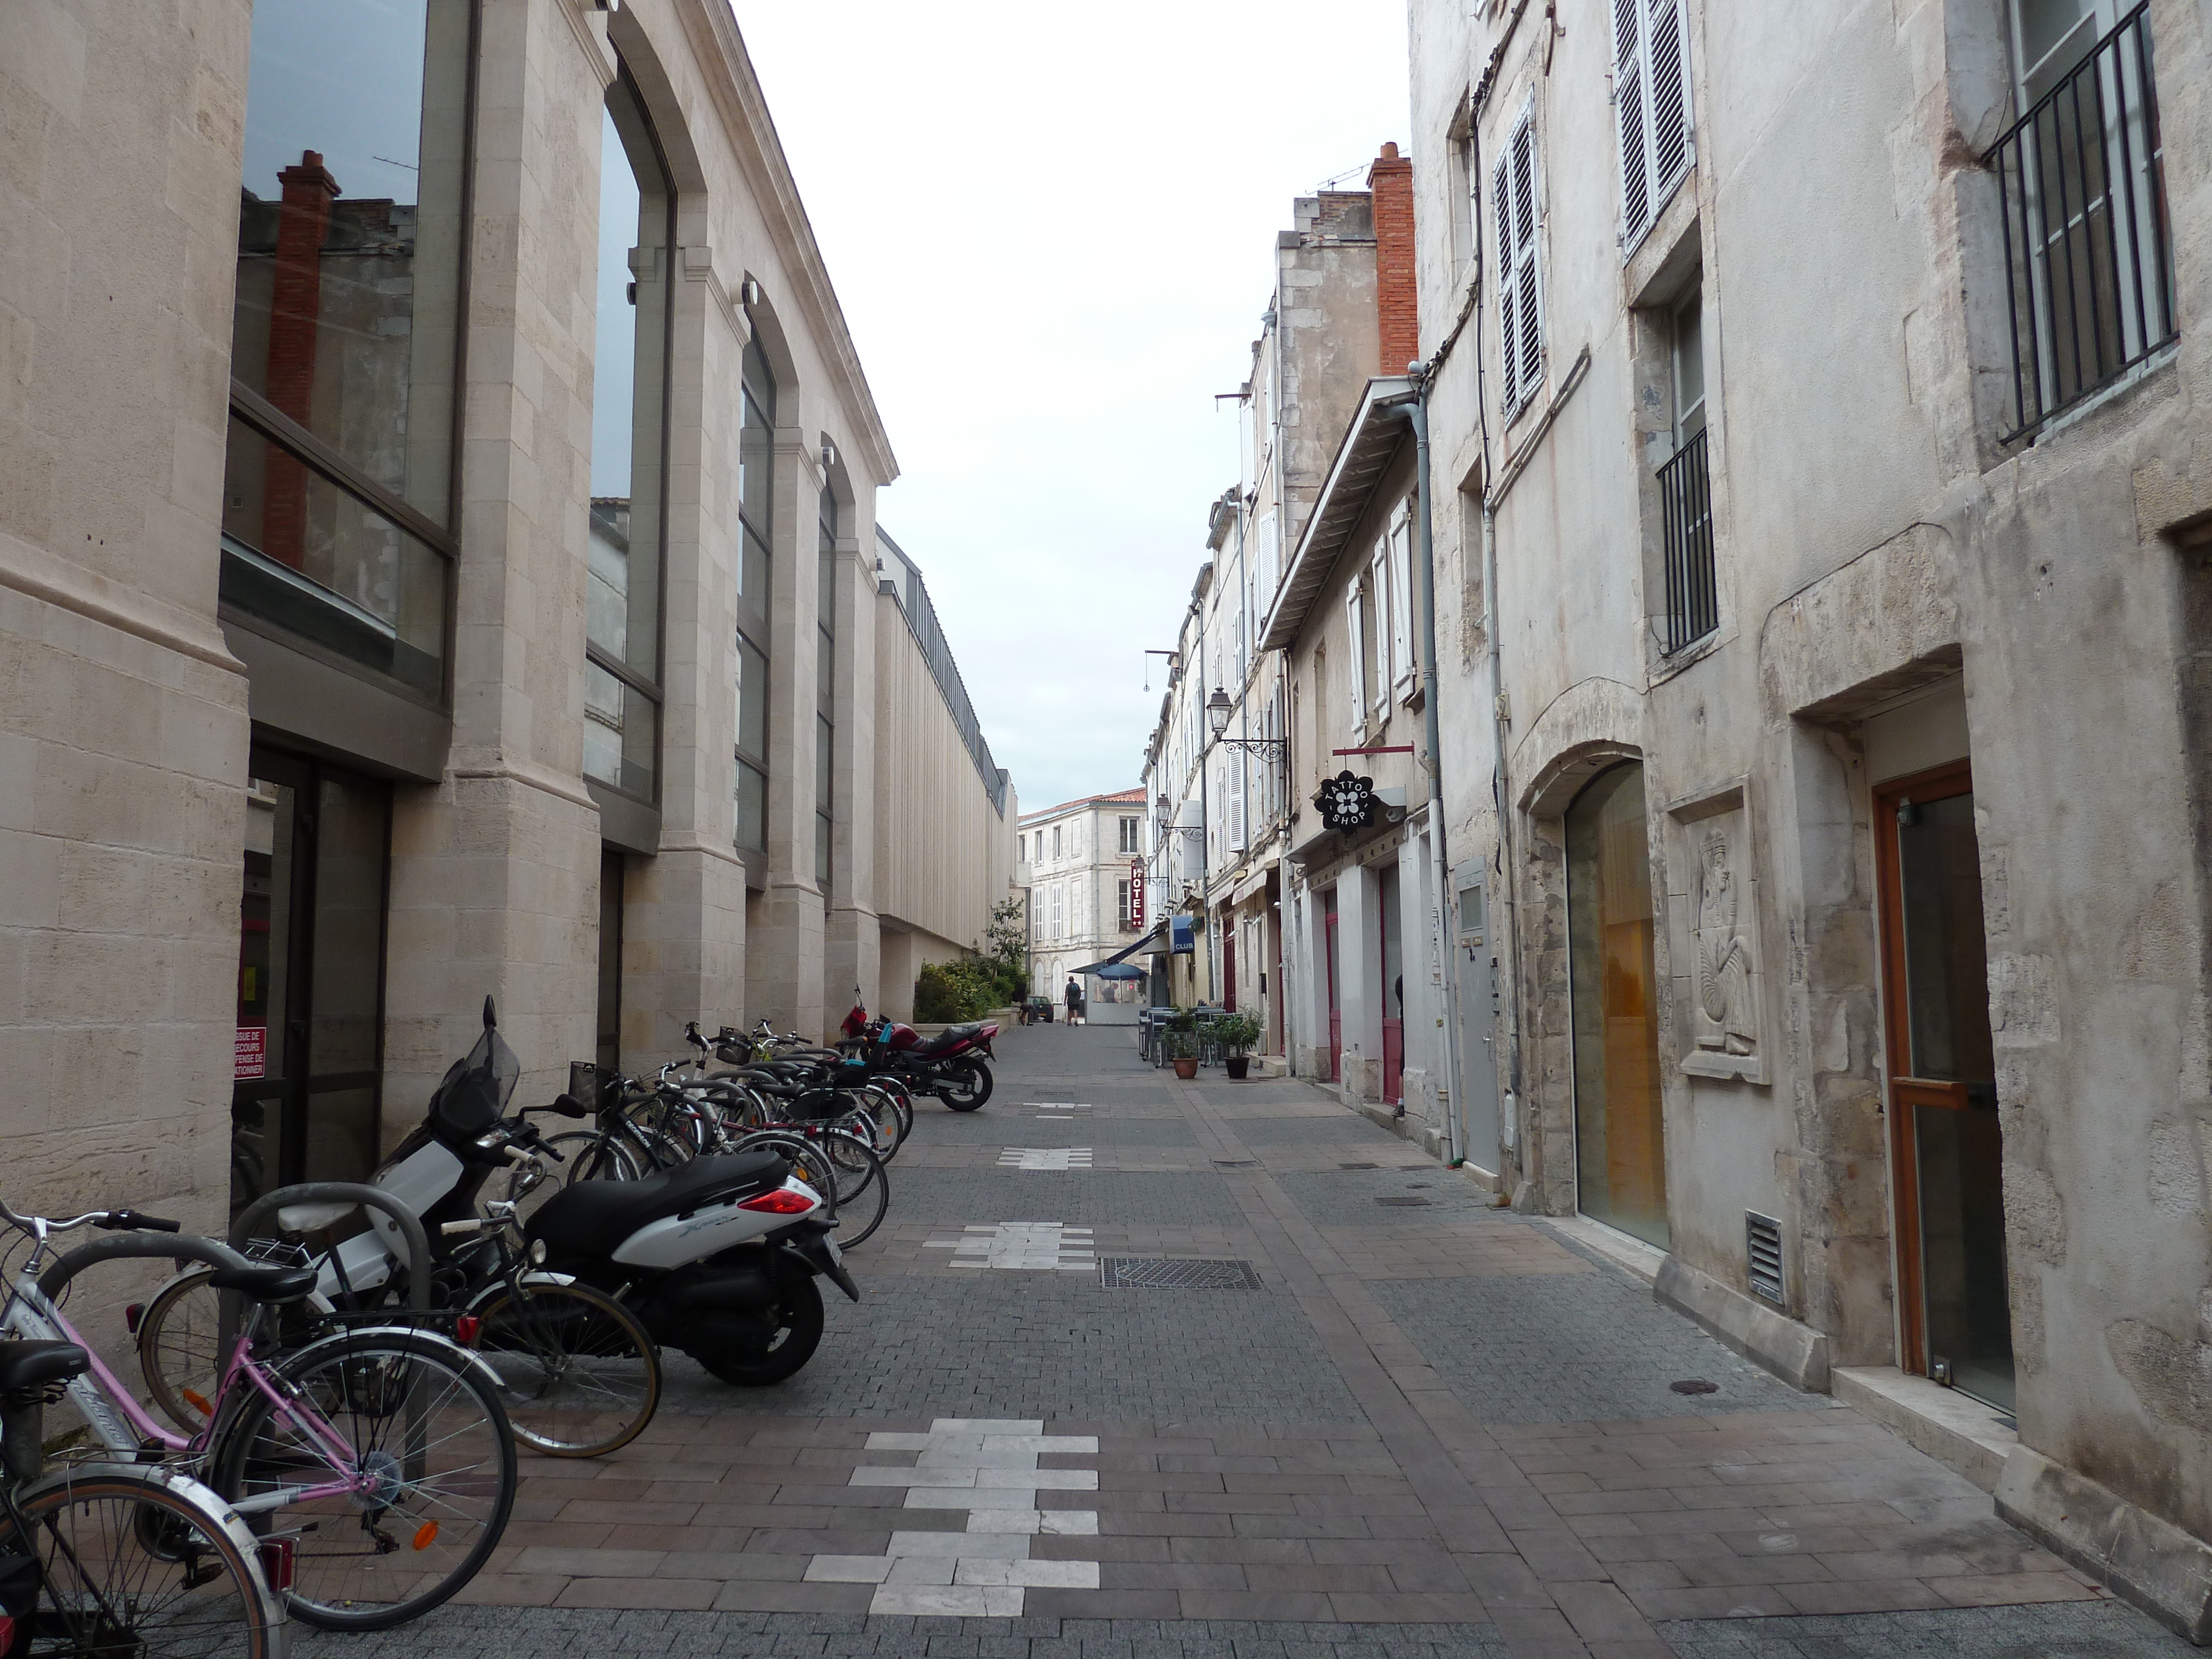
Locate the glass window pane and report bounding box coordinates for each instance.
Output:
[735,761,767,853]
[220,418,444,695]
[590,87,671,685]
[735,633,769,763]
[815,713,833,810]
[817,634,833,709]
[815,811,831,887]
[583,660,657,800]
[741,525,771,610]
[231,0,468,526]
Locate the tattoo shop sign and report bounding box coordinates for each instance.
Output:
[1314,771,1378,833]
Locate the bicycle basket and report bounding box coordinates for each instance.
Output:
[568,1060,621,1111]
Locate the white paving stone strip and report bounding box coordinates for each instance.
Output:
[1026,1102,1092,1117]
[805,1417,1101,1616]
[921,1222,1096,1269]
[997,1147,1094,1170]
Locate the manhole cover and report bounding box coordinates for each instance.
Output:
[1376,1196,1432,1207]
[1670,1379,1719,1395]
[1100,1258,1263,1291]
[1338,1161,1379,1170]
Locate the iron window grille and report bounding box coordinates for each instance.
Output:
[1988,2,2174,441]
[1659,426,1717,653]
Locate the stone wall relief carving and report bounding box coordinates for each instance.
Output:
[1667,778,1770,1084]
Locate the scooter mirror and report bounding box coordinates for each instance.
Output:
[551,1093,591,1118]
[482,994,497,1031]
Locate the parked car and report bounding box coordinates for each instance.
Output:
[1021,995,1053,1025]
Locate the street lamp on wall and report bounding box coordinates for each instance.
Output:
[1203,686,1287,761]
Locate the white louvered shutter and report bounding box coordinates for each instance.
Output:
[1495,102,1543,415]
[1617,0,1692,249]
[1389,507,1415,701]
[1344,587,1366,734]
[1227,752,1245,852]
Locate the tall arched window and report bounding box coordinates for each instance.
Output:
[219,0,472,697]
[733,336,775,853]
[816,486,837,887]
[584,70,674,803]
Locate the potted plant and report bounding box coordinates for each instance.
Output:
[1215,1012,1262,1079]
[1165,1008,1200,1079]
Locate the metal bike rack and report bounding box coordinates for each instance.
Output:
[228,1183,439,1479]
[227,1183,434,1317]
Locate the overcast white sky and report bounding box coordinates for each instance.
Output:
[732,1,1410,818]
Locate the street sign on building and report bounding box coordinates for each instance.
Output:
[1129,858,1146,929]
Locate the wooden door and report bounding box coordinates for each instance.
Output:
[1874,760,2014,1410]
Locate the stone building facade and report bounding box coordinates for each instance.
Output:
[2,0,1013,1233]
[1393,0,2212,1636]
[1018,789,1147,1011]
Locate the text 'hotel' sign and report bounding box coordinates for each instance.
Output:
[1129,858,1146,928]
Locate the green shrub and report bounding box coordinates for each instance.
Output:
[914,955,1018,1023]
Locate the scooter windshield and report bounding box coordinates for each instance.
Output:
[429,1021,521,1137]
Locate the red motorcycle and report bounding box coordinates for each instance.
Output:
[838,1002,997,1110]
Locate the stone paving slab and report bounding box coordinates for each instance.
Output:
[341,1024,2194,1658]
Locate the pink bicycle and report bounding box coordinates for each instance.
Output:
[0,1197,515,1632]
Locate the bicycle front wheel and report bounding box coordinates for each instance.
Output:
[469,1279,660,1458]
[211,1329,515,1631]
[812,1130,889,1246]
[2,1462,286,1658]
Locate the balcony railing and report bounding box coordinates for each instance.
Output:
[1988,2,2174,440]
[1660,426,1717,653]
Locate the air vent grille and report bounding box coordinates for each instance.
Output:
[1745,1211,1785,1305]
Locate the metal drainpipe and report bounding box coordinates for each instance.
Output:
[1394,374,1464,1170]
[1484,499,1525,1180]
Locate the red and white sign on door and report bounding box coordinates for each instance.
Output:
[1129,858,1146,930]
[234,1026,267,1081]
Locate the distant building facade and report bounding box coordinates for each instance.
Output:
[1018,790,1148,1009]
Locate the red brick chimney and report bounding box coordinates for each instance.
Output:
[263,150,340,568]
[1367,142,1417,377]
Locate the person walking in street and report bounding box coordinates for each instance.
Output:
[1065,977,1084,1026]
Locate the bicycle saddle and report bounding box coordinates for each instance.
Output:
[207,1264,320,1304]
[0,1339,88,1394]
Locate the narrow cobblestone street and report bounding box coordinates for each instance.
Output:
[307,1026,2193,1658]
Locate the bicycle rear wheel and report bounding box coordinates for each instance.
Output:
[211,1329,515,1631]
[2,1462,285,1658]
[468,1279,660,1458]
[138,1270,326,1436]
[811,1130,888,1247]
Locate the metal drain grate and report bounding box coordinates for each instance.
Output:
[1099,1258,1263,1291]
[1211,1159,1259,1168]
[1338,1161,1379,1170]
[1376,1196,1432,1207]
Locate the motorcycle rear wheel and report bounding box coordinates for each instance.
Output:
[940,1060,992,1110]
[687,1275,825,1386]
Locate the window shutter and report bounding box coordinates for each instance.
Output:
[1389,508,1415,700]
[1618,0,1692,249]
[1494,150,1520,405]
[1495,102,1543,415]
[1615,0,1649,239]
[1344,588,1366,733]
[1228,753,1246,852]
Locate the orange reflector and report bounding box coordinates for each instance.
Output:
[181,1389,212,1417]
[413,1521,440,1552]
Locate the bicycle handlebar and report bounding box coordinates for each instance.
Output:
[0,1198,183,1237]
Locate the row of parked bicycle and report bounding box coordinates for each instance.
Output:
[0,997,1001,1655]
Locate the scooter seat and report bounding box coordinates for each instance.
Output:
[526,1149,790,1260]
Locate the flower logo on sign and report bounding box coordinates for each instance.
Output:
[1315,770,1376,832]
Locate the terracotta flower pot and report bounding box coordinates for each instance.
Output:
[1172,1057,1198,1079]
